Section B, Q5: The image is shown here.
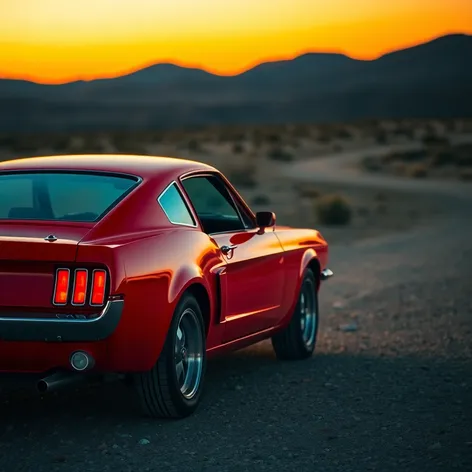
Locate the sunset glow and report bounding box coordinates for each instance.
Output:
[1,0,471,84]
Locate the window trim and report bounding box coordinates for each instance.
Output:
[179,171,257,235]
[0,169,142,223]
[157,180,198,228]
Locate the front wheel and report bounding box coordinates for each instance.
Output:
[271,268,319,360]
[134,293,206,418]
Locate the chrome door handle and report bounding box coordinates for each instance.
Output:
[220,245,237,255]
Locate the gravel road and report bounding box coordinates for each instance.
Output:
[1,150,472,472]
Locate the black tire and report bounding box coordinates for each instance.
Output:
[134,293,207,419]
[271,268,319,360]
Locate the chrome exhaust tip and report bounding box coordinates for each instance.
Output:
[70,351,95,372]
[37,371,87,393]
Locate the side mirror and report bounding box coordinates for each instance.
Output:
[256,211,276,229]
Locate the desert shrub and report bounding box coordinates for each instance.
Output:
[267,147,294,162]
[232,142,244,154]
[252,194,271,205]
[407,163,428,178]
[315,194,352,225]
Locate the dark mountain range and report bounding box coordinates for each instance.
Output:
[0,33,471,132]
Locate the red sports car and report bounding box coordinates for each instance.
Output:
[0,154,333,418]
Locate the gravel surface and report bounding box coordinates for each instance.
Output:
[1,193,472,471]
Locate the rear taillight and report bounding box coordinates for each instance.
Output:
[53,267,108,307]
[72,269,88,306]
[53,269,71,306]
[90,269,107,306]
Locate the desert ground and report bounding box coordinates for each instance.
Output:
[0,118,471,471]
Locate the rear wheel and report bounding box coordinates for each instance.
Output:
[135,293,206,418]
[271,268,319,360]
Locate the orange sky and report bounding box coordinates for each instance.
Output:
[1,0,471,84]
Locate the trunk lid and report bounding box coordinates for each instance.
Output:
[0,223,91,261]
[0,223,92,310]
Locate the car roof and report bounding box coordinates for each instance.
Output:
[0,154,217,181]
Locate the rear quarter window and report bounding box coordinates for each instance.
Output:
[158,183,196,227]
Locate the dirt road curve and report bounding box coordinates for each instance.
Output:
[1,147,472,472]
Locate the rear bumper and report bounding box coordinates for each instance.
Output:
[0,300,124,342]
[320,268,334,281]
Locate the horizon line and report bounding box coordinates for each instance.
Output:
[0,31,468,86]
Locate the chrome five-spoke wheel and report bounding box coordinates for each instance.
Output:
[174,308,204,400]
[271,267,319,360]
[135,293,207,419]
[299,278,317,349]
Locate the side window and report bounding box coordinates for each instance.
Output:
[181,175,245,234]
[158,183,195,226]
[234,199,256,228]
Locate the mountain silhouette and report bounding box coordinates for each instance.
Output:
[0,33,470,132]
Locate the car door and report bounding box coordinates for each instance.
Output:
[180,172,285,343]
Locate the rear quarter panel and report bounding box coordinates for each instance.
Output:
[97,228,224,371]
[274,226,329,329]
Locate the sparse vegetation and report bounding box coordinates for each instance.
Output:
[359,135,472,182]
[267,147,293,161]
[315,194,352,226]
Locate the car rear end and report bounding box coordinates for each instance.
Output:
[0,170,138,375]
